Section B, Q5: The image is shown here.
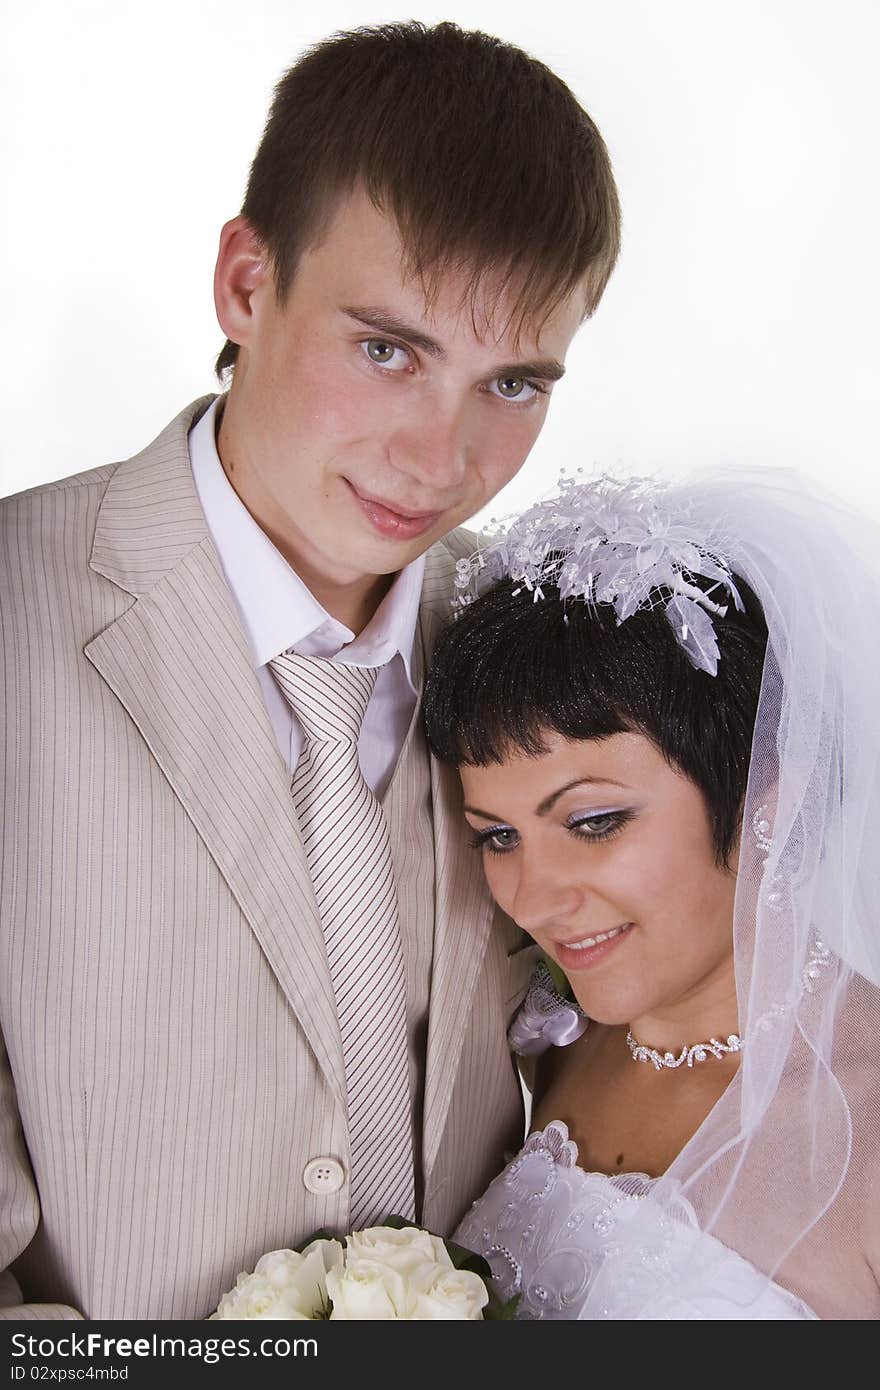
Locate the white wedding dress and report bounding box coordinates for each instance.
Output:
[456,1121,818,1320]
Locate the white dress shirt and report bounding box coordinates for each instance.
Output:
[189,397,425,799]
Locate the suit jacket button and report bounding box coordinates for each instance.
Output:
[302,1157,346,1195]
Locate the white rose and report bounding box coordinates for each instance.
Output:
[325,1260,409,1319]
[327,1227,486,1319]
[410,1267,489,1320]
[345,1226,453,1279]
[338,1228,448,1318]
[210,1240,344,1320]
[298,1237,346,1271]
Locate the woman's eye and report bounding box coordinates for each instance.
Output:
[468,825,520,854]
[487,376,544,402]
[362,338,409,370]
[568,810,633,841]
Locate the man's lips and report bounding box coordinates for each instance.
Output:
[346,481,444,540]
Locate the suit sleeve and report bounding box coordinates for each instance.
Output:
[0,1029,82,1319]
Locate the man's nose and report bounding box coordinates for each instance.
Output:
[389,402,469,493]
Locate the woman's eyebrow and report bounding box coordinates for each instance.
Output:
[463,805,506,822]
[464,776,630,824]
[536,777,630,815]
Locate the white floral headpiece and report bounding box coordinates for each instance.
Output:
[454,474,744,676]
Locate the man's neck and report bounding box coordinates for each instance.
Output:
[306,568,396,636]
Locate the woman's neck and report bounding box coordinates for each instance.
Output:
[626,959,740,1056]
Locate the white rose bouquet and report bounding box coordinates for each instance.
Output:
[210,1220,517,1320]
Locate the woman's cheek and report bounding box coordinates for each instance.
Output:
[482,854,517,913]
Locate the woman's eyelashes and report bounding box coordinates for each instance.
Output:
[567,808,635,841]
[468,824,520,855]
[468,808,635,856]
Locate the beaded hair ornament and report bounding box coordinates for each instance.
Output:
[454,474,744,677]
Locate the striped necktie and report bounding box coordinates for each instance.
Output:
[269,649,416,1227]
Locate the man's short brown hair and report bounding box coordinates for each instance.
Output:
[216,21,620,376]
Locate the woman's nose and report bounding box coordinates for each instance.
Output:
[509,845,588,937]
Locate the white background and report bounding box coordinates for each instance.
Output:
[2,0,877,525]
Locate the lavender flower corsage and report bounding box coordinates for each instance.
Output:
[507,958,588,1056]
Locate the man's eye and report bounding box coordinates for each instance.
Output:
[362,339,409,370]
[488,376,543,402]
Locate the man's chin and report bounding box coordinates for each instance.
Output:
[353,528,444,576]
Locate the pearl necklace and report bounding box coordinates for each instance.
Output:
[626,1029,744,1071]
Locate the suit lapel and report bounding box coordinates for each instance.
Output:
[84,400,346,1107]
[418,541,497,1175]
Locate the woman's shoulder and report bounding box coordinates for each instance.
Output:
[834,969,880,1306]
[843,964,880,1015]
[834,969,880,1099]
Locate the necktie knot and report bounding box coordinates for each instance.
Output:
[270,650,378,745]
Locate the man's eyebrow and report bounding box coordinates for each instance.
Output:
[342,304,566,381]
[464,777,631,824]
[495,357,566,383]
[342,306,446,358]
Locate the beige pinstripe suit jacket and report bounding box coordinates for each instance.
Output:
[0,398,535,1319]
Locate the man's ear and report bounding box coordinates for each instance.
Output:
[213,215,270,349]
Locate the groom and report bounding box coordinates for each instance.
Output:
[0,22,619,1318]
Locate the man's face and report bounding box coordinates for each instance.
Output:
[217,189,584,602]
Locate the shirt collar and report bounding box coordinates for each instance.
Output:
[189,397,424,690]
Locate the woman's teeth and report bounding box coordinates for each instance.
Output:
[564,923,629,950]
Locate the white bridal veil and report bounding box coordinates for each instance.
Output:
[466,468,880,1318]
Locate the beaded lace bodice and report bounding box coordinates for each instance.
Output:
[455,1122,818,1320]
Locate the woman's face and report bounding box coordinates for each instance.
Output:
[459,729,739,1026]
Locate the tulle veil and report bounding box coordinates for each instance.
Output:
[550,468,880,1317]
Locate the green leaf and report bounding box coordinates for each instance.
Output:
[483,1288,522,1321]
[542,952,575,1001]
[297,1226,337,1247]
[443,1237,493,1279]
[313,1291,334,1320]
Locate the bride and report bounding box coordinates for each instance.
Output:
[423,471,880,1319]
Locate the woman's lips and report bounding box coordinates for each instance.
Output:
[347,481,442,540]
[552,922,634,972]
